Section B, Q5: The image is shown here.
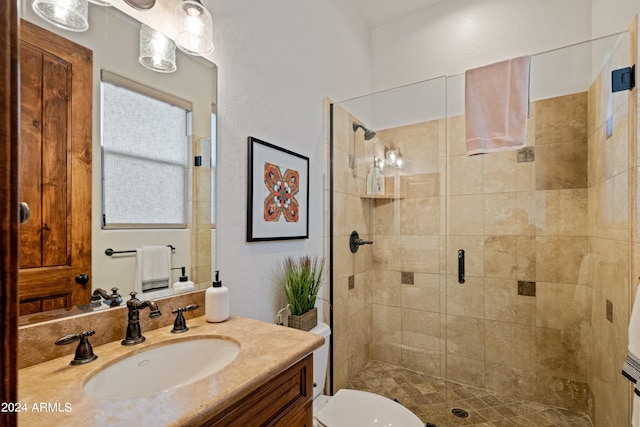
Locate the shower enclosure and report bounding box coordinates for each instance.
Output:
[329,28,635,427]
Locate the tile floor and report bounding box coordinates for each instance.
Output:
[346,360,593,427]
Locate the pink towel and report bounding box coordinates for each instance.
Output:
[465,56,531,155]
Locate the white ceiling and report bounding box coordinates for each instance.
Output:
[349,0,446,28]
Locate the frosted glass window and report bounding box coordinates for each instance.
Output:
[101,80,190,227]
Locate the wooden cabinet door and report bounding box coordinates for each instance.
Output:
[18,20,92,315]
[203,355,313,427]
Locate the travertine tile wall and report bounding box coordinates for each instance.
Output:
[192,135,213,285]
[331,104,375,390]
[587,20,636,427]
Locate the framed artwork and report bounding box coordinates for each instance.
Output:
[247,136,309,241]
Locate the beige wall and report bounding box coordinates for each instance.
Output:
[331,104,375,390]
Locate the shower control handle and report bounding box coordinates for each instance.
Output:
[349,231,373,253]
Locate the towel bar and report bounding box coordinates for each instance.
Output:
[105,245,175,256]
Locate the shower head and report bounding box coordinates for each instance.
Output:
[352,122,376,140]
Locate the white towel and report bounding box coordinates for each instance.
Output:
[134,246,172,294]
[623,283,640,427]
[465,55,531,155]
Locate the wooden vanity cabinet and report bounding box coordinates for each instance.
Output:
[201,354,313,427]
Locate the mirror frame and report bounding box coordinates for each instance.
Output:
[1,1,19,424]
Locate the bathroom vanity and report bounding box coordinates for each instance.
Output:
[18,316,323,426]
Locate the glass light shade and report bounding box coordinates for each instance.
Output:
[175,0,214,56]
[385,147,403,168]
[32,0,89,32]
[139,24,177,73]
[385,148,398,165]
[87,0,112,5]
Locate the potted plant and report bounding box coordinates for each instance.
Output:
[274,255,324,331]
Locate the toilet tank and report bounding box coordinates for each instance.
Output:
[309,321,331,399]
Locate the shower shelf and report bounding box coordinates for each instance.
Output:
[360,194,405,199]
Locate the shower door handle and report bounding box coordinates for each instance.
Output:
[458,249,465,284]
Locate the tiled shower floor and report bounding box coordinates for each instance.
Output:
[346,361,593,427]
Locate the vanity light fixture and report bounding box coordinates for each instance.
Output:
[175,0,214,56]
[87,0,112,6]
[139,24,177,73]
[32,0,89,32]
[123,0,155,11]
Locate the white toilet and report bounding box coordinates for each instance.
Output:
[310,321,424,427]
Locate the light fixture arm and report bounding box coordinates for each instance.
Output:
[124,0,156,10]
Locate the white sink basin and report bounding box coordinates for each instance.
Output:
[84,337,240,400]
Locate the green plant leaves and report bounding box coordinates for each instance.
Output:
[274,255,324,316]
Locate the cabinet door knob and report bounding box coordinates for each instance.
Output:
[75,273,90,285]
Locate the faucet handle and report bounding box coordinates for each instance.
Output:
[171,304,199,333]
[172,304,198,314]
[108,287,123,306]
[55,330,98,365]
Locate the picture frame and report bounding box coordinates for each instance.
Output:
[247,136,309,241]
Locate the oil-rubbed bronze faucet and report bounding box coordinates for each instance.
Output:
[122,292,161,345]
[55,330,98,365]
[91,287,123,307]
[171,304,199,333]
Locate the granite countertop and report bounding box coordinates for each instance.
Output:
[18,315,324,427]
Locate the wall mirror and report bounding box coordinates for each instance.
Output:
[18,0,217,326]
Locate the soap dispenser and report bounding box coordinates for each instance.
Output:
[371,158,385,195]
[173,266,195,293]
[366,160,374,195]
[205,270,229,322]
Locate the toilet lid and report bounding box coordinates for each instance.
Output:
[316,389,424,427]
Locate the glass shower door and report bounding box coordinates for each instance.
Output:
[329,77,448,397]
[440,32,629,426]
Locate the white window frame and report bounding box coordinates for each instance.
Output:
[100,70,192,229]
